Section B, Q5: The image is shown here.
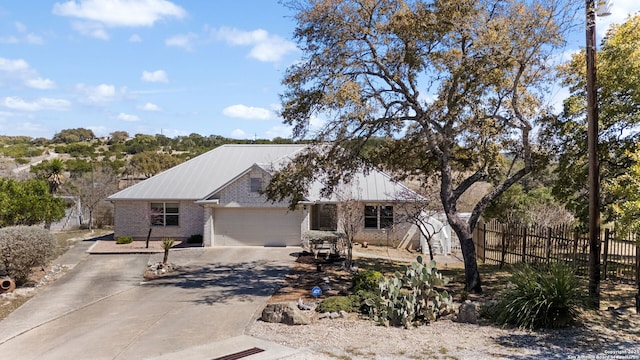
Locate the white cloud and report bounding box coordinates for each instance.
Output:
[309,115,326,130]
[87,125,109,137]
[213,27,297,62]
[7,22,44,45]
[269,103,282,112]
[141,70,168,83]
[72,21,109,40]
[117,112,139,122]
[0,58,29,72]
[0,33,43,45]
[265,125,293,139]
[26,34,44,44]
[165,33,196,51]
[26,77,56,90]
[549,86,570,114]
[230,129,247,139]
[138,102,161,111]
[18,122,48,133]
[0,57,55,89]
[222,104,273,120]
[129,34,142,42]
[596,0,640,35]
[75,83,124,103]
[1,96,71,111]
[52,0,186,27]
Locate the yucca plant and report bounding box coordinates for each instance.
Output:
[161,238,175,265]
[489,263,584,329]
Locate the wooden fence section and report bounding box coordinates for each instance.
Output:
[473,220,639,284]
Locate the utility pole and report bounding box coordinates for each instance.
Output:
[586,0,611,309]
[586,0,600,310]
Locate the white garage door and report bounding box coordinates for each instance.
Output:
[214,208,302,246]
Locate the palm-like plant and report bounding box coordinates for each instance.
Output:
[46,158,65,194]
[162,238,175,265]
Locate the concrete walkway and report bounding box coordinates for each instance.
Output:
[0,243,327,359]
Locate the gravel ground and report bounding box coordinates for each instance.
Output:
[247,309,640,360]
[247,246,640,359]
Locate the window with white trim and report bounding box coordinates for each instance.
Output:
[150,202,179,226]
[364,205,393,229]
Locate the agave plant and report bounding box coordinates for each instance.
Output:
[489,263,584,329]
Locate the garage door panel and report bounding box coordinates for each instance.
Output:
[214,208,302,246]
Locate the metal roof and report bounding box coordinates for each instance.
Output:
[306,170,419,202]
[108,144,306,200]
[108,143,418,202]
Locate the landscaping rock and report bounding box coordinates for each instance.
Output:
[262,302,311,325]
[297,298,315,311]
[144,262,178,279]
[457,300,477,324]
[319,312,330,319]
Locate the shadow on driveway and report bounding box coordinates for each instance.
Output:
[143,255,300,305]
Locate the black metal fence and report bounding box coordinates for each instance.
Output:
[473,220,639,284]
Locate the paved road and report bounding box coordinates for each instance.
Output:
[0,245,301,360]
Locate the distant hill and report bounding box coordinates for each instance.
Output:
[0,129,299,181]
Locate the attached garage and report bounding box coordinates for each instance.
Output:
[213,208,303,246]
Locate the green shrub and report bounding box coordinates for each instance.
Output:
[116,236,133,244]
[487,263,583,329]
[352,269,383,292]
[317,295,359,313]
[187,234,203,244]
[353,289,381,314]
[0,226,57,285]
[366,256,453,328]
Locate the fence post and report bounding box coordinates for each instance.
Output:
[500,223,506,269]
[481,221,486,262]
[522,226,527,263]
[546,227,552,264]
[636,232,640,313]
[573,230,579,265]
[474,220,485,263]
[602,228,610,281]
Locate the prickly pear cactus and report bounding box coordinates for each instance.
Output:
[367,256,454,328]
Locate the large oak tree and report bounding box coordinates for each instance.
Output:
[266,0,577,292]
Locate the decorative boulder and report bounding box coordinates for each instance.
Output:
[457,300,477,324]
[261,302,311,325]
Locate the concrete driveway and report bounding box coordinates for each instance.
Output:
[0,244,302,360]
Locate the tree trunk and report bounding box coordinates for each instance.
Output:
[460,236,482,293]
[345,241,353,269]
[163,249,169,265]
[425,234,435,262]
[447,214,483,293]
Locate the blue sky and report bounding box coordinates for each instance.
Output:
[0,1,638,140]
